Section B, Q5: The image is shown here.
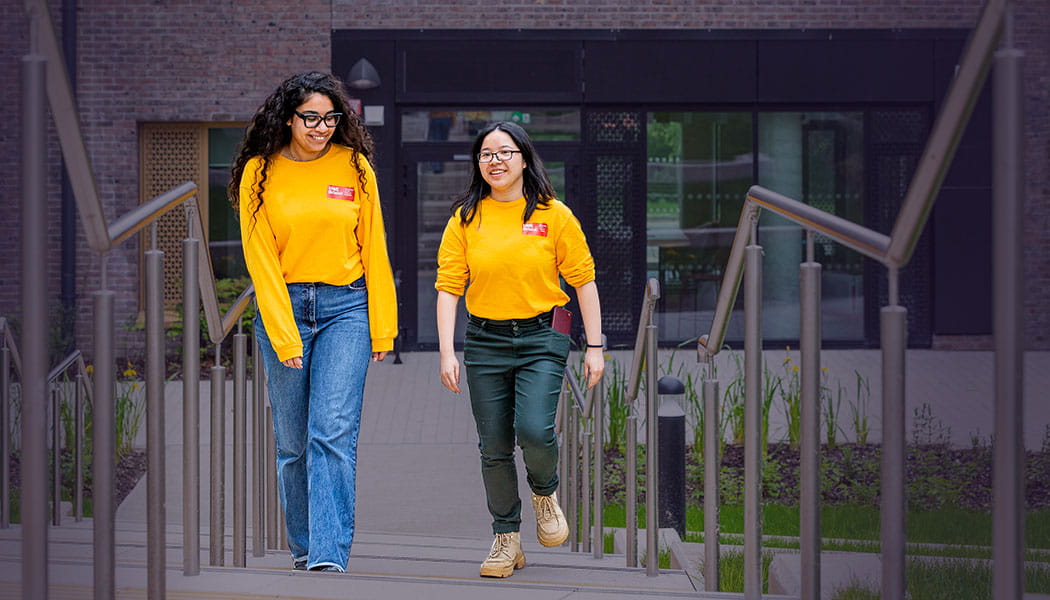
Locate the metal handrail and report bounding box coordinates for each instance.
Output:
[626,279,660,403]
[690,2,1016,596]
[43,349,92,525]
[0,318,24,378]
[887,0,1006,267]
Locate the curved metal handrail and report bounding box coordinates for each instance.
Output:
[0,318,23,378]
[626,278,660,405]
[44,349,94,406]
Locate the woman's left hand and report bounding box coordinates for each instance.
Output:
[372,351,388,362]
[583,347,605,389]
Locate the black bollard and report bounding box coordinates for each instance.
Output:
[658,375,686,538]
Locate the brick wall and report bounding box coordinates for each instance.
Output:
[1,0,1047,358]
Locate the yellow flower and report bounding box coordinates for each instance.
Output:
[785,345,791,352]
[793,365,799,373]
[85,364,94,374]
[821,366,828,372]
[123,367,137,378]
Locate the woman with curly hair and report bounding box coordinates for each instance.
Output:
[435,121,604,577]
[229,71,397,573]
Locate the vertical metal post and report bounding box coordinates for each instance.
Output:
[2,346,11,528]
[74,372,84,521]
[93,280,116,600]
[581,427,592,554]
[51,386,62,526]
[592,376,605,558]
[252,333,266,557]
[182,236,200,575]
[232,332,248,567]
[265,404,278,549]
[702,378,720,592]
[645,322,659,576]
[881,267,907,600]
[625,412,638,568]
[210,349,226,565]
[566,393,578,550]
[145,246,166,599]
[22,48,50,600]
[992,7,1025,598]
[743,243,763,599]
[800,234,822,600]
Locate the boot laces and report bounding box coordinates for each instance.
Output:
[536,495,556,521]
[489,533,513,559]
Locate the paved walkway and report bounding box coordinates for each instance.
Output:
[2,348,1047,598]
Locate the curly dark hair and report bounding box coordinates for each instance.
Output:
[227,71,375,236]
[451,121,556,226]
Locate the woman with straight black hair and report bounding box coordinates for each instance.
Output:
[435,120,604,578]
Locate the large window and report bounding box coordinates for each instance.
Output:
[646,112,753,343]
[758,111,865,342]
[207,127,248,281]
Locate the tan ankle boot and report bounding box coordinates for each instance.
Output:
[479,532,526,578]
[532,491,569,547]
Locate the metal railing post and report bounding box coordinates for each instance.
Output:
[992,5,1025,597]
[881,268,907,600]
[145,243,166,599]
[566,388,578,550]
[592,375,605,558]
[51,386,61,526]
[800,233,822,600]
[581,425,592,554]
[702,377,720,592]
[266,403,278,550]
[93,278,116,600]
[625,412,638,568]
[743,242,763,599]
[1,344,9,528]
[74,372,84,521]
[182,236,201,575]
[252,332,266,557]
[21,45,50,600]
[233,332,248,567]
[645,321,659,576]
[210,347,227,565]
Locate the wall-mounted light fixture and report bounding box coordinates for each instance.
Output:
[346,58,381,90]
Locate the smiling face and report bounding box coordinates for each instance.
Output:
[478,128,527,201]
[285,92,336,161]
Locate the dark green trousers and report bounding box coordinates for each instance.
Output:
[463,312,570,534]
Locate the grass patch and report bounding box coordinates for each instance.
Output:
[603,503,1050,550]
[831,558,1050,599]
[717,548,774,593]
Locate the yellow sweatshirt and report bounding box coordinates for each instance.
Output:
[239,144,397,361]
[435,196,595,320]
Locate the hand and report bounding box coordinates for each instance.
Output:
[372,351,388,362]
[439,352,461,393]
[282,356,303,369]
[583,347,605,389]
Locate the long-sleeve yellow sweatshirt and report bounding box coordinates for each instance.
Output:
[435,196,595,320]
[239,144,397,361]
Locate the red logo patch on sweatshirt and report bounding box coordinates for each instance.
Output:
[326,185,356,201]
[522,223,548,237]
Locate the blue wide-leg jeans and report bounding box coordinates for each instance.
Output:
[255,278,371,571]
[463,312,570,534]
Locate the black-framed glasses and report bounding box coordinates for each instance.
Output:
[294,111,343,129]
[477,149,521,163]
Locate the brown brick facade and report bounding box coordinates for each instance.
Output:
[1,0,1047,357]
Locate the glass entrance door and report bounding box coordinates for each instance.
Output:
[397,145,577,349]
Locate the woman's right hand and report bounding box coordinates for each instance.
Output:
[282,356,303,369]
[439,352,461,393]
